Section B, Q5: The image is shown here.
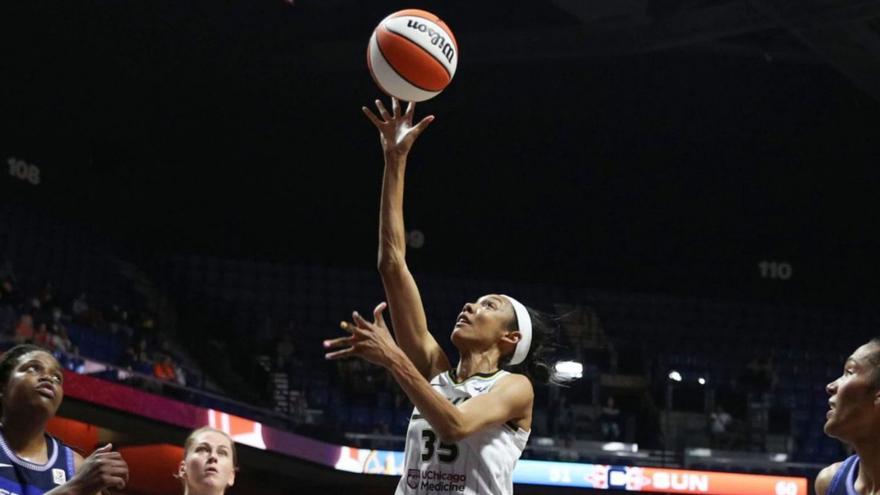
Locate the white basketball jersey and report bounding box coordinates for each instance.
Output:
[395,369,530,495]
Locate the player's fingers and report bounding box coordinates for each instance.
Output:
[99,475,127,492]
[94,452,125,463]
[362,106,384,127]
[325,347,356,360]
[104,464,129,477]
[352,310,373,330]
[391,97,401,117]
[324,335,355,348]
[339,320,359,334]
[405,101,415,119]
[95,455,127,468]
[92,444,113,455]
[112,476,127,490]
[372,302,388,327]
[375,99,391,121]
[411,115,434,137]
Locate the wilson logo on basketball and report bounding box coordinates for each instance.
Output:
[405,20,455,63]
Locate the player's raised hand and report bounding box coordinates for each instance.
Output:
[324,302,402,368]
[362,97,434,157]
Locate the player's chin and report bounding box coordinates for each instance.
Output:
[822,418,841,437]
[450,328,467,346]
[29,396,61,416]
[198,474,224,486]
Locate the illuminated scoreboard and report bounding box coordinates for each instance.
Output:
[515,461,806,495]
[334,447,808,495]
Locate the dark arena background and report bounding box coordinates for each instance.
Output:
[3,0,880,493]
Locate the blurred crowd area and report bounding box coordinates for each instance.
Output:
[0,202,872,469]
[0,267,191,388]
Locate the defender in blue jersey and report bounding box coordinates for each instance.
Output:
[815,338,880,495]
[0,344,129,495]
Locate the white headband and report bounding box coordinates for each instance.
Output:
[501,295,532,366]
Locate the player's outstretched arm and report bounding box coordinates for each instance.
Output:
[326,303,533,442]
[363,97,449,380]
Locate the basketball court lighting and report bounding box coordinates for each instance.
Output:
[554,361,583,379]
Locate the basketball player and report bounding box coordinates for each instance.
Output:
[176,426,237,495]
[324,97,560,494]
[0,344,129,494]
[814,338,880,495]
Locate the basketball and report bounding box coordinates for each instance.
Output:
[367,9,458,102]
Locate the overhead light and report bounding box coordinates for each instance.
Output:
[698,377,706,385]
[406,230,425,249]
[555,361,583,380]
[668,370,682,382]
[601,442,637,452]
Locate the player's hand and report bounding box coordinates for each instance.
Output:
[324,302,401,368]
[68,444,129,495]
[362,97,434,157]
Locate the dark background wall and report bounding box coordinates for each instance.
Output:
[4,0,879,306]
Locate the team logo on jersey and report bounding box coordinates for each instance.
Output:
[52,468,66,485]
[406,469,420,489]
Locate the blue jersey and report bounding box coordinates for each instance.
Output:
[828,455,860,495]
[0,431,76,495]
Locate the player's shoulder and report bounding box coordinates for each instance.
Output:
[497,371,531,386]
[495,372,534,397]
[815,461,844,495]
[56,436,87,473]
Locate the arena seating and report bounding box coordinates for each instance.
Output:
[1,200,872,468]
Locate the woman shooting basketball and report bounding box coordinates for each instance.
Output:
[325,97,560,495]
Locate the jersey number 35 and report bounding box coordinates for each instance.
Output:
[421,429,459,463]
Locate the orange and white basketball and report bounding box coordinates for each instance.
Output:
[367,9,458,102]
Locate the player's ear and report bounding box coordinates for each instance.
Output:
[501,331,521,347]
[500,331,520,361]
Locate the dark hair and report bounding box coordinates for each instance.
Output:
[500,306,565,385]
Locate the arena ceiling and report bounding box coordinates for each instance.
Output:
[3,0,880,304]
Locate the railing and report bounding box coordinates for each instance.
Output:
[0,340,832,476]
